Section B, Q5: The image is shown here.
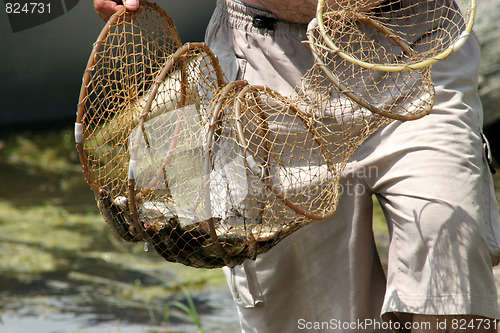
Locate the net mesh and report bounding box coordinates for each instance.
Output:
[76,0,473,268]
[316,0,474,70]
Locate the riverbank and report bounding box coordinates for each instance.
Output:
[0,126,238,332]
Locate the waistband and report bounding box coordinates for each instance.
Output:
[215,0,308,38]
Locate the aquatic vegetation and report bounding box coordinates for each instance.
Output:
[2,128,80,174]
[164,285,204,333]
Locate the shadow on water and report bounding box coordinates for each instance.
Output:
[0,124,240,333]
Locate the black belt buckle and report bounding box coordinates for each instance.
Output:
[252,15,277,30]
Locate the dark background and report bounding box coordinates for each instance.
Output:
[0,0,217,126]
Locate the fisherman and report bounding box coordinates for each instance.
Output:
[94,0,500,331]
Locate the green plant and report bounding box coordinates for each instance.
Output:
[164,286,203,333]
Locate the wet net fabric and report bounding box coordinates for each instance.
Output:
[76,0,474,268]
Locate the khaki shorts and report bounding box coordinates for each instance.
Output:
[205,0,500,331]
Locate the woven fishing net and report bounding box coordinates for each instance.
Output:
[76,0,474,268]
[309,0,475,120]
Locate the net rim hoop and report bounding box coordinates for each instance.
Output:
[233,85,338,221]
[315,0,476,72]
[75,2,183,193]
[76,7,127,125]
[75,7,128,193]
[306,18,435,121]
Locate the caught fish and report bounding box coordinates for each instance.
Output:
[97,189,143,242]
[127,199,302,268]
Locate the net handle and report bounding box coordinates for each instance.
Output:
[315,0,476,72]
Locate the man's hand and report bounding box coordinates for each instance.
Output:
[94,0,140,21]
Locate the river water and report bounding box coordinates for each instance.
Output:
[0,127,241,333]
[1,286,240,333]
